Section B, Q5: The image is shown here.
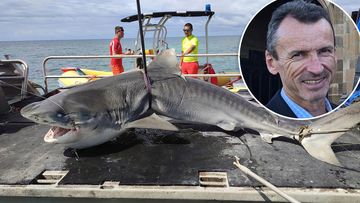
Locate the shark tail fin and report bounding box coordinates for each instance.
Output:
[299,102,360,167]
[300,132,344,167]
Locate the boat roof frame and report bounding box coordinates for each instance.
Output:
[121,11,215,22]
[121,11,215,64]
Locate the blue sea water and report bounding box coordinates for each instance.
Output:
[0,36,240,91]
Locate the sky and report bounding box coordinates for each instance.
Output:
[0,0,358,41]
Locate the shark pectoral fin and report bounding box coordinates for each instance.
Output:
[126,113,178,131]
[217,122,237,131]
[260,132,283,143]
[300,132,344,167]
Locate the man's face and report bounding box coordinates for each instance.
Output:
[117,29,124,38]
[183,26,192,37]
[266,16,336,105]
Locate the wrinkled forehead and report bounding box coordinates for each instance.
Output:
[275,17,335,52]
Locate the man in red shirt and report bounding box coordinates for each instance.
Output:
[109,26,125,75]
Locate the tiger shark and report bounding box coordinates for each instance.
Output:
[21,49,360,166]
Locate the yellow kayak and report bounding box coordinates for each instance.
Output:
[58,68,113,87]
[58,67,246,93]
[198,64,242,87]
[216,71,242,86]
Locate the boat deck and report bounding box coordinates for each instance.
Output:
[1,104,360,203]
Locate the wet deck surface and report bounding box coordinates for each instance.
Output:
[0,111,360,188]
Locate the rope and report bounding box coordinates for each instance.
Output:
[142,70,152,108]
[136,0,150,109]
[233,156,301,203]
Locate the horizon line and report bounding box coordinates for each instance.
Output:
[0,34,240,43]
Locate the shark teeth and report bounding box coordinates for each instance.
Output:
[44,126,72,141]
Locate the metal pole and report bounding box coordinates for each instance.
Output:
[136,0,148,74]
[234,157,301,203]
[205,14,213,64]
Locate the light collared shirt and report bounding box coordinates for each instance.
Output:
[280,88,332,118]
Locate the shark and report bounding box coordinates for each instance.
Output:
[20,49,360,166]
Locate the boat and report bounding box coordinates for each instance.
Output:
[1,59,360,202]
[55,10,241,91]
[0,55,43,104]
[1,5,360,203]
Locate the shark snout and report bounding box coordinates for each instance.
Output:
[20,102,42,120]
[20,101,73,128]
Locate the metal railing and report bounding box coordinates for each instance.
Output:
[42,53,240,93]
[0,59,29,99]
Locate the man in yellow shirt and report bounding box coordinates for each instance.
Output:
[180,23,199,75]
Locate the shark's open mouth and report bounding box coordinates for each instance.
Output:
[44,126,73,142]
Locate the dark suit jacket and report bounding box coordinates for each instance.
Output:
[266,90,296,118]
[266,90,337,118]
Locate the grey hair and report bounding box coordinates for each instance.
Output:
[266,0,334,60]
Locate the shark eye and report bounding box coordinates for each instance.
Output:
[57,113,64,118]
[54,112,67,121]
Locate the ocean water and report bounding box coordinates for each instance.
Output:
[0,36,240,91]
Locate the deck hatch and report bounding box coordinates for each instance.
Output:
[31,170,68,185]
[199,171,228,187]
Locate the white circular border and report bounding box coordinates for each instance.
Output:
[237,0,360,121]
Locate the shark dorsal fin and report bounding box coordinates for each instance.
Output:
[126,113,178,131]
[147,48,181,75]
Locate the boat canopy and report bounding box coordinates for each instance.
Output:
[41,10,217,92]
[121,11,215,67]
[121,11,215,22]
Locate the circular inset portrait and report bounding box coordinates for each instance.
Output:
[239,0,360,119]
